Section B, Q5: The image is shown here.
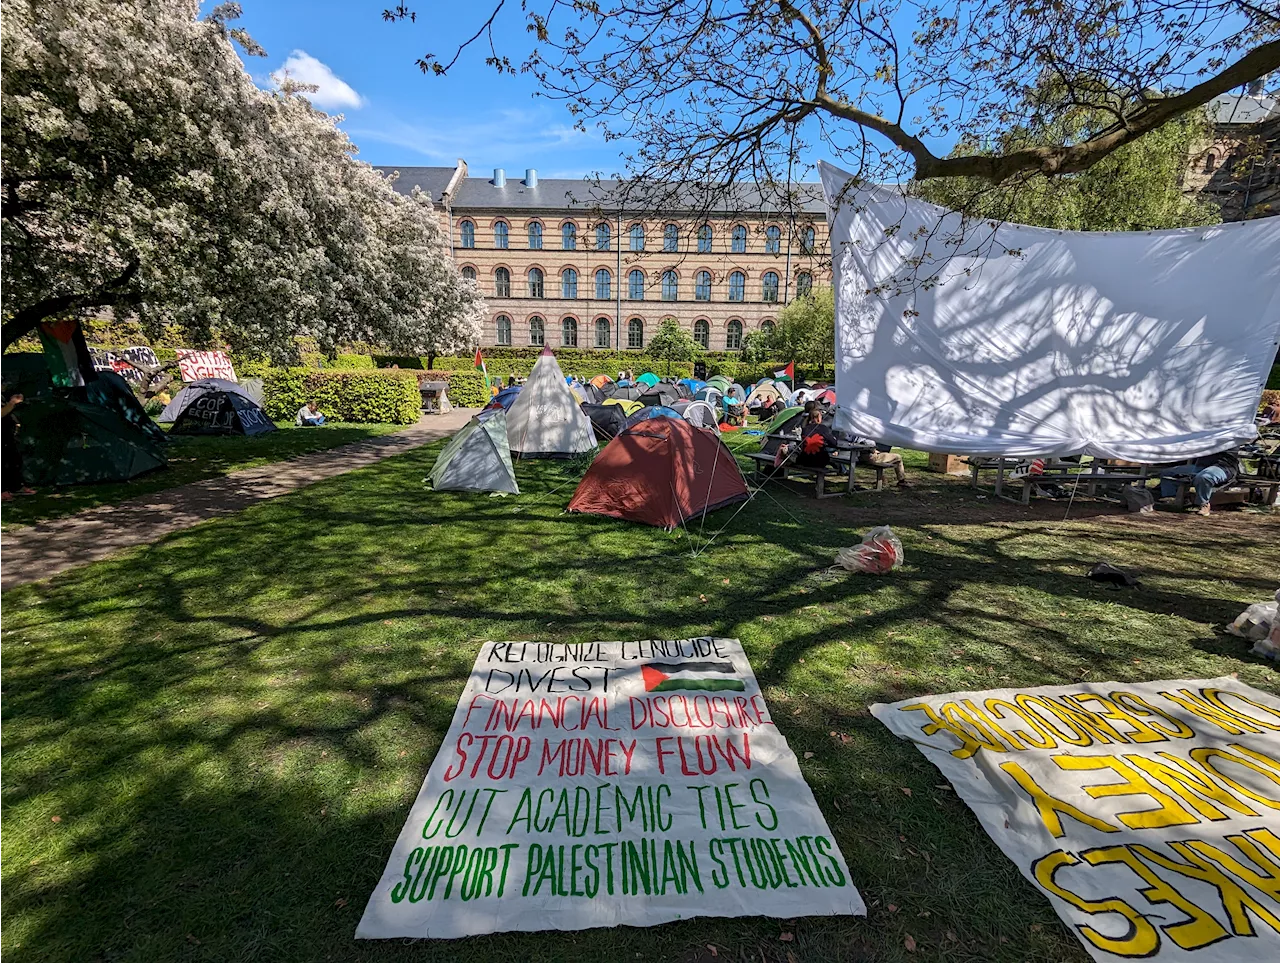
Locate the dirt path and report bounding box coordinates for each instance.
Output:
[0,410,474,590]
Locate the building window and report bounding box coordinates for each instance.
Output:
[496,314,512,345]
[663,224,679,253]
[595,223,611,251]
[796,271,813,297]
[562,223,577,250]
[561,268,578,299]
[695,270,712,301]
[697,224,713,253]
[595,317,611,348]
[495,267,511,297]
[528,267,545,298]
[460,220,475,248]
[528,221,543,249]
[461,266,476,282]
[765,225,781,254]
[693,319,710,348]
[726,320,743,350]
[628,269,645,300]
[801,226,816,254]
[760,319,775,335]
[529,316,545,346]
[762,272,779,302]
[627,318,644,349]
[731,224,747,253]
[562,317,578,347]
[661,270,678,301]
[728,271,745,302]
[494,221,509,249]
[595,268,611,300]
[1204,152,1218,173]
[629,224,645,251]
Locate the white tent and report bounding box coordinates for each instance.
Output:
[819,160,1280,461]
[504,348,598,458]
[429,413,519,493]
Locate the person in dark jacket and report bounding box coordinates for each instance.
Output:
[1157,449,1240,515]
[2,391,35,499]
[796,408,839,468]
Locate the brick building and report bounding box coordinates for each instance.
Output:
[378,161,829,351]
[1184,90,1280,221]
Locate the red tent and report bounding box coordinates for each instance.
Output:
[568,418,748,529]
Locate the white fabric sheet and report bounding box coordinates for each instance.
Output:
[819,161,1280,460]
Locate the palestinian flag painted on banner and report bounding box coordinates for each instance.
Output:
[641,661,745,693]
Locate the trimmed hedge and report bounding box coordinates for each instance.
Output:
[262,370,421,425]
[326,353,377,370]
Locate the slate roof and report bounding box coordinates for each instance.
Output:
[1211,94,1280,126]
[375,165,827,216]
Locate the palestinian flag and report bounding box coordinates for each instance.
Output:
[474,348,490,395]
[641,661,745,693]
[774,361,794,382]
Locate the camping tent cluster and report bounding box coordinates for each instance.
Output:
[428,350,823,529]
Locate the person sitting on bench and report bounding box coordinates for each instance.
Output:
[1157,449,1239,515]
[797,408,838,468]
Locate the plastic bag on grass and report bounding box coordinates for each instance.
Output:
[836,526,904,574]
[1227,589,1280,642]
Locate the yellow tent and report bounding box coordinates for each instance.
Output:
[602,398,642,415]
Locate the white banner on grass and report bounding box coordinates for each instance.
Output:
[872,677,1280,961]
[358,638,865,939]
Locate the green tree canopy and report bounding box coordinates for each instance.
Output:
[744,288,834,378]
[646,317,703,376]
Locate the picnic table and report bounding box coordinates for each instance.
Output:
[968,456,1151,505]
[746,434,881,499]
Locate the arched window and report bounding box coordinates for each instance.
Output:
[595,317,611,348]
[627,318,644,349]
[595,268,611,300]
[628,269,645,300]
[765,225,781,254]
[695,270,712,301]
[529,316,545,346]
[728,271,745,302]
[801,226,816,254]
[528,221,543,250]
[493,221,509,249]
[663,224,679,253]
[461,266,476,282]
[760,319,775,335]
[661,270,678,301]
[762,272,780,302]
[459,220,475,248]
[595,223,611,251]
[562,222,577,250]
[796,271,813,297]
[693,319,710,349]
[561,268,578,299]
[726,320,743,350]
[562,317,578,347]
[494,267,511,297]
[731,224,747,253]
[528,267,545,298]
[1204,152,1218,173]
[496,314,512,345]
[697,224,713,253]
[629,224,645,251]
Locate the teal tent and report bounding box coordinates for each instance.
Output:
[430,413,519,493]
[16,394,167,486]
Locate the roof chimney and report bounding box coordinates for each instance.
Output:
[525,168,539,188]
[493,168,506,188]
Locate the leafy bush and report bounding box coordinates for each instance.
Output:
[326,353,376,370]
[262,370,421,424]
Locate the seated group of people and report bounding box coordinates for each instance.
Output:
[782,403,911,488]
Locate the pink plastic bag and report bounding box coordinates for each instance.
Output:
[835,526,905,574]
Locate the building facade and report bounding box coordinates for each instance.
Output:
[1183,90,1280,221]
[379,162,830,351]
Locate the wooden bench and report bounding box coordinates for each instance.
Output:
[1170,473,1280,510]
[746,448,884,499]
[968,456,1150,504]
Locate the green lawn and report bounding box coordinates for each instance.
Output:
[1,423,405,529]
[2,432,1277,963]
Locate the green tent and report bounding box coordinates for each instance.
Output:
[705,375,734,394]
[429,413,519,493]
[764,405,804,435]
[636,372,660,387]
[16,394,167,487]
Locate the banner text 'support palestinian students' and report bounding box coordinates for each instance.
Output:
[0,386,34,499]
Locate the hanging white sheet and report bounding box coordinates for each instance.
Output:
[819,161,1280,460]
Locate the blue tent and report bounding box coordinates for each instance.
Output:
[624,405,683,429]
[679,378,707,394]
[490,386,522,409]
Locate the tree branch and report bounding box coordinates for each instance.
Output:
[1,258,141,350]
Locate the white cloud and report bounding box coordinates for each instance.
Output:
[272,51,363,111]
[347,109,600,164]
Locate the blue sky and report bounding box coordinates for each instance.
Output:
[232,0,615,177]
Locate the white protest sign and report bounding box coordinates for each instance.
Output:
[872,677,1280,961]
[358,638,865,939]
